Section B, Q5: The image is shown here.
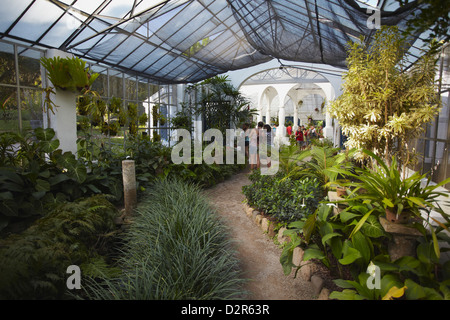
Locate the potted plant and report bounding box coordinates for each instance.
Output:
[341,150,450,225]
[40,56,98,93]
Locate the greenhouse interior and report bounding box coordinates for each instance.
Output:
[0,0,450,302]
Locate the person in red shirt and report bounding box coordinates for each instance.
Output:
[286,122,293,136]
[295,127,303,149]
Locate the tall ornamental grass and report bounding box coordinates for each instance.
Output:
[80,178,246,299]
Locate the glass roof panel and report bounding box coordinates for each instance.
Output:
[9,1,65,42]
[0,0,443,84]
[0,0,32,33]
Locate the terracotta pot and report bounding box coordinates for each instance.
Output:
[385,208,411,224]
[336,187,347,198]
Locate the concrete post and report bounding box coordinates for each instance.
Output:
[122,160,137,216]
[43,49,78,155]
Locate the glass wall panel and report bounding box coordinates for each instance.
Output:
[108,69,123,99]
[20,88,43,131]
[0,87,18,133]
[90,65,108,97]
[18,46,42,87]
[0,42,16,85]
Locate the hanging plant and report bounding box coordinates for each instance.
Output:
[138,113,148,126]
[41,56,99,115]
[40,56,99,93]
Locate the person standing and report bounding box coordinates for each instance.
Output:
[242,123,250,160]
[295,126,303,149]
[248,123,258,170]
[286,122,292,136]
[263,124,272,168]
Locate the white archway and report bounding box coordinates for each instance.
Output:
[237,66,338,144]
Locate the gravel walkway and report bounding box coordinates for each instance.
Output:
[204,170,316,300]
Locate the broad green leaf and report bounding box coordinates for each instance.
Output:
[329,236,343,260]
[321,232,342,245]
[404,279,426,300]
[361,215,385,238]
[339,210,361,223]
[380,274,404,298]
[333,279,357,289]
[303,247,325,261]
[0,168,24,185]
[351,231,371,266]
[35,179,51,192]
[339,244,362,265]
[280,247,294,276]
[68,165,87,183]
[34,127,55,141]
[430,227,440,259]
[349,208,375,238]
[329,289,365,300]
[49,173,71,186]
[39,138,60,153]
[303,211,317,244]
[382,198,394,208]
[382,286,407,300]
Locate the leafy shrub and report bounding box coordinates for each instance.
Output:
[0,128,124,233]
[40,56,98,92]
[0,195,120,299]
[0,128,90,231]
[242,169,323,222]
[280,200,388,279]
[79,178,246,299]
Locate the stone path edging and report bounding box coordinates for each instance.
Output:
[242,202,331,300]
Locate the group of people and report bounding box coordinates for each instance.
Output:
[240,121,323,170]
[242,121,274,170]
[286,123,322,150]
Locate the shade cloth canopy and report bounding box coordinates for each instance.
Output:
[0,0,433,84]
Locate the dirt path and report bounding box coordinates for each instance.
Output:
[204,171,316,300]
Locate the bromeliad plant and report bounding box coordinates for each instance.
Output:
[331,149,450,258]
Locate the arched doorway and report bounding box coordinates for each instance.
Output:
[239,67,332,144]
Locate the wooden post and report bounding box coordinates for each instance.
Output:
[122,159,137,216]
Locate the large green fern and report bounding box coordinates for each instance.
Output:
[40,56,99,92]
[0,195,119,299]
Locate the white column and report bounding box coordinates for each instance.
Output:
[43,49,78,156]
[293,103,298,128]
[324,103,334,141]
[275,85,295,145]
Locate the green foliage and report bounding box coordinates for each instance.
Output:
[332,149,450,256]
[0,128,90,230]
[328,26,441,168]
[0,195,119,299]
[280,200,388,279]
[171,109,192,132]
[242,169,323,223]
[40,56,98,92]
[330,236,450,300]
[187,75,256,133]
[289,146,355,193]
[79,178,246,299]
